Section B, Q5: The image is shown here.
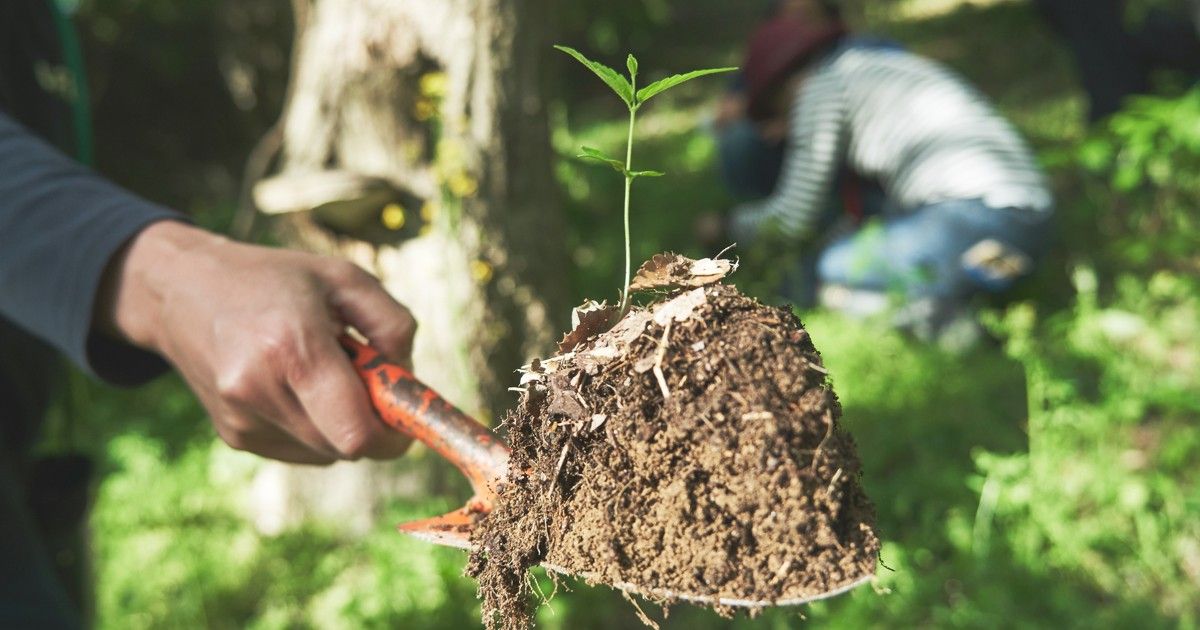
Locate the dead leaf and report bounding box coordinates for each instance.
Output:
[575,344,620,374]
[628,251,737,292]
[590,414,607,431]
[652,287,707,327]
[628,253,679,292]
[688,256,737,285]
[558,300,620,352]
[546,389,588,422]
[607,309,652,346]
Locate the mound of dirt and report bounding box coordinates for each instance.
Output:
[467,277,879,629]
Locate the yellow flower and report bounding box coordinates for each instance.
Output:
[448,172,478,198]
[380,203,406,230]
[419,71,447,99]
[414,98,436,122]
[470,260,494,283]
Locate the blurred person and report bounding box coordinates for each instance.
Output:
[1032,0,1200,122]
[712,0,849,200]
[712,4,1053,345]
[2,1,416,627]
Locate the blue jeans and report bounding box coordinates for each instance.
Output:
[816,198,1052,301]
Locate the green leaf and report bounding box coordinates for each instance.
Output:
[626,54,638,78]
[577,145,627,174]
[576,146,664,179]
[635,66,738,106]
[554,45,634,107]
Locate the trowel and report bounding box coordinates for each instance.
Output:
[341,335,874,608]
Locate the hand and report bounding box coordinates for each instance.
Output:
[97,221,416,464]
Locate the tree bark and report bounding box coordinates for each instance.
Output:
[245,0,566,534]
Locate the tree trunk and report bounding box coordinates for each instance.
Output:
[244,0,566,535]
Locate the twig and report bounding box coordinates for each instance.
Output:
[548,442,571,497]
[652,320,672,400]
[604,383,624,410]
[825,467,844,498]
[810,409,834,471]
[722,356,744,377]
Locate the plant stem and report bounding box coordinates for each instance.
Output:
[621,105,636,312]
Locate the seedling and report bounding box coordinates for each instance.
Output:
[554,45,735,312]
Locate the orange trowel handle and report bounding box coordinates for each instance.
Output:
[339,335,510,510]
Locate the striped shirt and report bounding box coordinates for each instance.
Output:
[731,40,1052,242]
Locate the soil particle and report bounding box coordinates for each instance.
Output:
[467,283,879,629]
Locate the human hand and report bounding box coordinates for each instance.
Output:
[97,221,416,464]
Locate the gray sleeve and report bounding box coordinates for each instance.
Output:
[730,69,848,243]
[0,112,181,386]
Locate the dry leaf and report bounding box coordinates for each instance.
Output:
[607,309,652,346]
[628,253,679,292]
[688,256,737,285]
[558,300,620,352]
[652,287,707,326]
[629,251,737,292]
[546,389,588,422]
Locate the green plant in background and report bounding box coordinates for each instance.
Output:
[553,45,734,311]
[1051,88,1200,276]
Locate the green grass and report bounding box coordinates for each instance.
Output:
[70,1,1200,627]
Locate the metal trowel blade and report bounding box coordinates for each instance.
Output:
[398,510,875,608]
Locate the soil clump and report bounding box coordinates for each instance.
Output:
[467,274,879,629]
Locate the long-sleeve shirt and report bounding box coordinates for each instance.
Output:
[731,39,1052,243]
[0,113,178,385]
[1,0,178,387]
[1,4,179,625]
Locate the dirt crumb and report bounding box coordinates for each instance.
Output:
[468,283,879,629]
